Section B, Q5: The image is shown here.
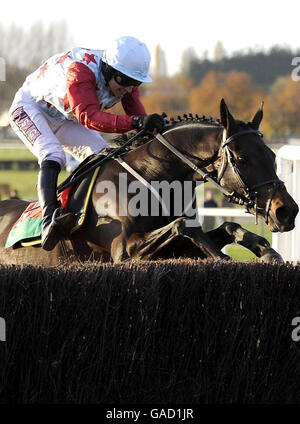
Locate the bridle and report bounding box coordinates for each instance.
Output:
[155,128,285,225]
[217,128,285,223]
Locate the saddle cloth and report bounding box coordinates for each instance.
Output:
[5,165,100,249]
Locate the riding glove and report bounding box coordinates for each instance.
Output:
[132,113,165,133]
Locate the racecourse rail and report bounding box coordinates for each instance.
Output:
[272,145,300,263]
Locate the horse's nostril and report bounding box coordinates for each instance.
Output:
[276,206,291,223]
[275,205,298,226]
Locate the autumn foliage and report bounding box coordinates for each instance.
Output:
[142,75,193,118]
[263,77,300,138]
[139,70,300,140]
[189,71,264,122]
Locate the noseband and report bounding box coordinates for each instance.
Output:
[217,129,285,223]
[155,128,284,225]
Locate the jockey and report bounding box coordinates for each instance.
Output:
[9,36,165,251]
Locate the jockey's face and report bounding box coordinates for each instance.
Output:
[108,77,133,99]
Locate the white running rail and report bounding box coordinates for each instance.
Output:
[272,145,300,263]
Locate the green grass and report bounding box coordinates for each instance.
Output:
[227,245,258,262]
[0,149,36,160]
[0,169,69,200]
[0,148,68,199]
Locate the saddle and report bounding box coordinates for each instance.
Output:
[5,150,114,249]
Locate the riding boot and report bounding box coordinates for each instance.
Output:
[37,160,76,251]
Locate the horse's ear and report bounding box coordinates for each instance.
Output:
[250,101,264,130]
[220,98,227,128]
[220,98,236,134]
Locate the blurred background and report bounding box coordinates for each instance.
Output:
[0,0,300,259]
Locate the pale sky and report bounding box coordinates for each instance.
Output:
[1,0,300,75]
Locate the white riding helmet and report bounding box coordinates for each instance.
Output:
[102,36,152,83]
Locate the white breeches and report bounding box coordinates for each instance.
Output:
[9,89,109,169]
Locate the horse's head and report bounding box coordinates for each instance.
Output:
[218,99,298,232]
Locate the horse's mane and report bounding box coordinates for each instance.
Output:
[109,113,222,151]
[60,114,251,188]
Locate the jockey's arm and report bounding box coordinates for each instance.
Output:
[66,62,146,133]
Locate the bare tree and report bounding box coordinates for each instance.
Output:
[0,20,74,114]
[0,20,74,71]
[180,47,198,77]
[23,20,74,69]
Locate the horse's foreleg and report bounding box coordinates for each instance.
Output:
[206,221,283,263]
[172,218,228,260]
[111,232,131,262]
[125,219,180,261]
[126,217,228,261]
[111,221,179,262]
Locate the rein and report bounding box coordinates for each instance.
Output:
[155,133,235,198]
[58,124,284,226]
[57,129,146,193]
[155,129,285,224]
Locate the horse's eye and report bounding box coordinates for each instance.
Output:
[237,155,247,163]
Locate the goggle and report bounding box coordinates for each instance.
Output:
[114,71,142,87]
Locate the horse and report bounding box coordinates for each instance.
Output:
[0,99,298,266]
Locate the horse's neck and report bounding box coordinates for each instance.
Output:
[166,124,222,159]
[125,125,222,181]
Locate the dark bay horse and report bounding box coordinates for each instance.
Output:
[0,99,298,266]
